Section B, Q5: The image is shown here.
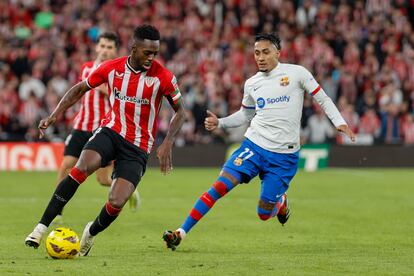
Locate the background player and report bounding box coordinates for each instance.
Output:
[25,24,186,256]
[163,33,356,250]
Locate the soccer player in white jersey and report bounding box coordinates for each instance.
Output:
[163,33,355,250]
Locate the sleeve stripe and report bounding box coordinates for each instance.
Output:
[310,86,321,96]
[85,78,93,89]
[242,104,255,109]
[172,92,182,102]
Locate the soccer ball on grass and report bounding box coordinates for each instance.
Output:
[45,227,80,259]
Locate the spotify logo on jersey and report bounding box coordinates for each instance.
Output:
[257,97,265,108]
[257,95,290,108]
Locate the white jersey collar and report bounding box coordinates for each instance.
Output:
[259,62,282,76]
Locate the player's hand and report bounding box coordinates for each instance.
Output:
[205,110,219,131]
[337,124,356,142]
[157,140,173,175]
[38,116,57,139]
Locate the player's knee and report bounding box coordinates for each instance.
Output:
[108,197,124,210]
[108,193,127,209]
[76,150,102,175]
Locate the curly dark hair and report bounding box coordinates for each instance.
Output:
[133,24,160,41]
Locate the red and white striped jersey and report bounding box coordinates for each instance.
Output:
[73,61,110,132]
[86,57,181,153]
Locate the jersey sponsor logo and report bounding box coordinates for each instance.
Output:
[114,88,149,105]
[145,76,157,87]
[267,95,290,104]
[257,95,290,108]
[257,97,266,108]
[280,76,289,86]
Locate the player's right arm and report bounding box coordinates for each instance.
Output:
[38,61,109,138]
[38,81,91,138]
[205,82,256,131]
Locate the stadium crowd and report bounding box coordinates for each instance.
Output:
[1,0,414,146]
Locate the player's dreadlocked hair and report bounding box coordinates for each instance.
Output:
[98,32,121,49]
[255,33,281,50]
[133,24,161,41]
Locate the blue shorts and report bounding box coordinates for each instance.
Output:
[223,139,299,202]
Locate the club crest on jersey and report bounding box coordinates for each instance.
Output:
[280,76,289,86]
[145,77,157,87]
[233,157,243,166]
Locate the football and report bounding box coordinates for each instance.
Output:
[45,227,80,259]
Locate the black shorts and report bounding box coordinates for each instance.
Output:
[83,127,148,187]
[64,129,93,158]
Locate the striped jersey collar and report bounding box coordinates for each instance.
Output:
[126,56,142,74]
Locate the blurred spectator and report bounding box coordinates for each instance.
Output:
[359,108,381,139]
[18,74,46,100]
[340,104,359,134]
[175,110,196,147]
[380,103,401,144]
[402,114,414,144]
[303,105,334,144]
[296,0,318,29]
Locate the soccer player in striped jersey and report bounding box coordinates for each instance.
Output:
[54,32,141,224]
[25,25,186,256]
[163,33,356,250]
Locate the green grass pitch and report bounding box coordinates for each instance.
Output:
[1,168,413,275]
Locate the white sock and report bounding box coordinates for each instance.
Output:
[177,228,186,239]
[34,223,48,235]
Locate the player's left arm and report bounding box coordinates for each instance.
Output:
[156,74,186,175]
[301,67,355,142]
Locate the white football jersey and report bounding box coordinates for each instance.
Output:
[241,62,345,153]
